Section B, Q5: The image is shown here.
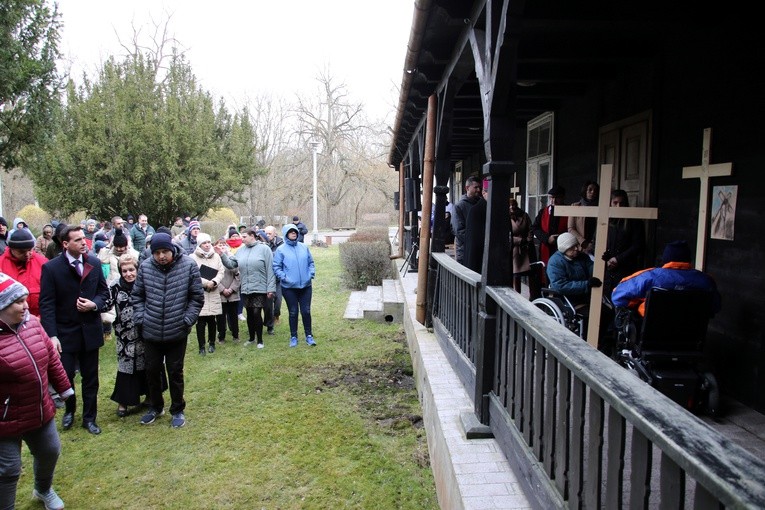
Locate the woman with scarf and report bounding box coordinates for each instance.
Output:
[225,227,243,255]
[108,254,154,417]
[214,237,241,343]
[192,233,224,354]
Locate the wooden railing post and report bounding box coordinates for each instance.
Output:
[474,294,497,424]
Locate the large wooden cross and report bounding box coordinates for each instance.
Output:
[510,173,521,202]
[554,164,658,347]
[682,128,733,270]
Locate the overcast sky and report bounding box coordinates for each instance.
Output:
[55,0,414,121]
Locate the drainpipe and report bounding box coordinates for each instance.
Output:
[416,94,437,324]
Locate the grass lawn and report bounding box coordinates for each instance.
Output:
[17,246,438,509]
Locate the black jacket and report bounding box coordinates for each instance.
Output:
[131,246,204,342]
[40,252,110,352]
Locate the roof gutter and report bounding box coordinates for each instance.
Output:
[387,0,432,168]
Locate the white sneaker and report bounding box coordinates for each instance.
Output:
[257,342,264,349]
[33,488,65,510]
[238,314,246,321]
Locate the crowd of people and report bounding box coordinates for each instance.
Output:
[449,178,720,350]
[0,213,316,509]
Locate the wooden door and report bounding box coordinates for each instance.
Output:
[599,112,651,206]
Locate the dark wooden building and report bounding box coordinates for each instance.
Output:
[389,1,764,413]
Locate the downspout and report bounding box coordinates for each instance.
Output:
[397,160,405,259]
[416,94,437,324]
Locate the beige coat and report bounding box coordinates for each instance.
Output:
[511,211,534,274]
[193,246,225,316]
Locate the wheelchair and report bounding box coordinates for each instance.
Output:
[532,288,586,338]
[613,287,720,416]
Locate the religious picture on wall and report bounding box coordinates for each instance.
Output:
[711,185,737,241]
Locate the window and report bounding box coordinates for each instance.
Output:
[525,112,554,215]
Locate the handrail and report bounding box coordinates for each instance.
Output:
[486,285,765,508]
[432,252,481,286]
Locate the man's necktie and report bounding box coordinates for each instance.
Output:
[72,259,83,276]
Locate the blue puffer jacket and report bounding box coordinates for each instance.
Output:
[130,246,204,341]
[611,261,721,316]
[546,251,593,296]
[273,224,315,289]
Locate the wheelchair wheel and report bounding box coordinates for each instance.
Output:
[701,372,721,417]
[532,297,567,327]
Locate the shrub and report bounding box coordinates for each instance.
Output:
[348,227,390,244]
[340,236,395,290]
[14,204,50,235]
[360,213,390,227]
[199,221,237,242]
[203,207,239,225]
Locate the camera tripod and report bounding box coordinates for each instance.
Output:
[400,242,418,277]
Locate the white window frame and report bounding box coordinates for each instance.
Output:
[525,112,555,215]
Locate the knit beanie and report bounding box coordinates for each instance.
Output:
[557,232,578,253]
[228,226,238,238]
[113,229,128,247]
[0,217,7,228]
[187,220,200,234]
[150,233,174,253]
[0,273,29,311]
[196,232,211,244]
[8,228,36,250]
[662,240,692,265]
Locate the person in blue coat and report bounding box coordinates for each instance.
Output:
[611,240,721,317]
[273,223,316,347]
[546,232,602,308]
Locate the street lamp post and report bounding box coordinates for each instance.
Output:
[309,141,321,244]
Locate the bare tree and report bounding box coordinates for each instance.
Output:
[294,67,392,228]
[116,11,185,82]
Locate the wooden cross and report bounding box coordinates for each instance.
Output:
[510,173,521,202]
[554,164,658,347]
[682,128,733,270]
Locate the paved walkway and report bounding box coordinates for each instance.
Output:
[397,266,533,510]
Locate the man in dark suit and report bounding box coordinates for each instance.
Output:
[40,225,110,435]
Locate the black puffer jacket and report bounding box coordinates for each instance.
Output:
[131,247,204,342]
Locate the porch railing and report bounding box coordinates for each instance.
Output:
[429,254,765,509]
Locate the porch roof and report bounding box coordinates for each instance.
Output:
[387,0,689,169]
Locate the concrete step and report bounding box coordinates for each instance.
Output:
[343,290,367,319]
[362,286,384,321]
[382,279,405,323]
[345,282,405,323]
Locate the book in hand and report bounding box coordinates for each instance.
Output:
[199,264,218,281]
